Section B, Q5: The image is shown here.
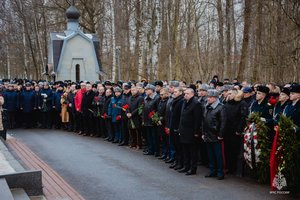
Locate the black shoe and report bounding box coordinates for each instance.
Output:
[217,176,224,180]
[112,140,118,143]
[143,152,154,155]
[178,168,189,173]
[185,170,196,176]
[165,158,175,164]
[169,163,177,169]
[205,173,217,178]
[154,153,160,157]
[174,165,183,170]
[159,155,167,160]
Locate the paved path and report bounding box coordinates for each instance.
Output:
[7,129,291,200]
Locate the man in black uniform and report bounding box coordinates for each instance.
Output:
[178,88,202,175]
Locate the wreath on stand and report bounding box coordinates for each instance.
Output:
[270,115,300,193]
[244,112,270,183]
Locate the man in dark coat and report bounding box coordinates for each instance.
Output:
[178,88,202,175]
[168,87,184,169]
[197,84,210,166]
[156,88,169,159]
[3,84,18,129]
[283,84,300,138]
[81,83,95,136]
[52,84,64,129]
[120,83,132,145]
[40,82,53,129]
[242,87,255,111]
[127,85,144,148]
[223,89,248,175]
[202,89,226,180]
[273,87,290,125]
[142,84,160,156]
[33,85,42,128]
[249,86,273,126]
[20,82,35,128]
[103,88,113,141]
[164,80,179,162]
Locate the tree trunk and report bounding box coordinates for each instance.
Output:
[216,0,225,79]
[238,0,252,81]
[110,0,117,81]
[151,0,162,80]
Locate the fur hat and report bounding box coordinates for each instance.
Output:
[145,84,156,91]
[169,80,179,87]
[154,80,163,87]
[114,87,123,93]
[257,86,269,94]
[207,89,219,97]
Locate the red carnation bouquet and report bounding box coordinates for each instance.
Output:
[148,110,160,125]
[102,112,108,119]
[116,115,121,121]
[164,127,170,135]
[268,96,277,106]
[122,104,129,111]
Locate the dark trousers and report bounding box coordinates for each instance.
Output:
[100,118,106,137]
[199,139,208,165]
[68,109,76,131]
[146,126,158,154]
[158,126,168,157]
[33,109,41,127]
[113,122,122,142]
[53,110,61,129]
[15,110,23,128]
[94,117,102,136]
[41,111,52,128]
[121,119,129,144]
[174,133,184,166]
[206,142,224,177]
[75,111,83,132]
[224,135,242,174]
[83,113,93,134]
[105,119,113,140]
[182,143,199,172]
[23,112,33,128]
[129,128,142,147]
[7,111,16,129]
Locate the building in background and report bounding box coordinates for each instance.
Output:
[47,5,102,82]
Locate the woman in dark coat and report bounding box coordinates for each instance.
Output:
[223,89,248,175]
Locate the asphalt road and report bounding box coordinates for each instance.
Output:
[8,129,290,200]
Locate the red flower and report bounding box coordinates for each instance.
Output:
[164,127,170,135]
[148,111,155,119]
[122,104,129,110]
[94,96,99,101]
[116,115,121,121]
[268,96,277,106]
[103,113,107,119]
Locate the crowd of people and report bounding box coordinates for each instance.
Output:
[0,76,299,184]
